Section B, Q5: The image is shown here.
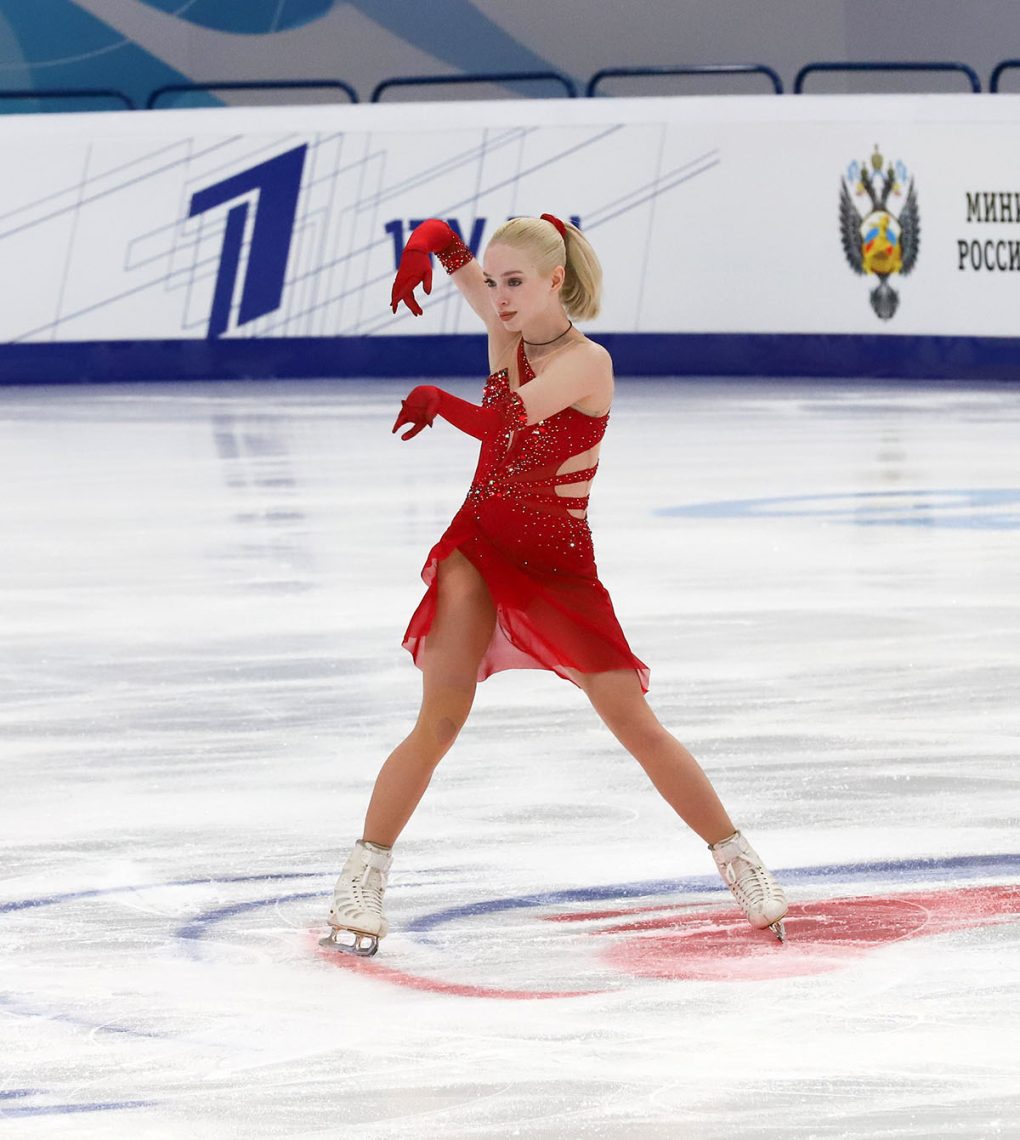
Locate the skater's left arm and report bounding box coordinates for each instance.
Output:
[392,341,612,442]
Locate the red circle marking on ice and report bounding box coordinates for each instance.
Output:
[312,934,598,1000]
[311,885,1019,996]
[597,885,1020,982]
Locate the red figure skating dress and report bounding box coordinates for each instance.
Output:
[402,340,650,692]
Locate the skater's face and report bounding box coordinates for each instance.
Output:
[482,242,565,334]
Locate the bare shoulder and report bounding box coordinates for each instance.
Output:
[544,336,612,380]
[538,335,613,416]
[582,338,614,387]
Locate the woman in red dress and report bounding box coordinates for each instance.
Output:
[322,215,788,956]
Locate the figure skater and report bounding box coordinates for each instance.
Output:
[322,214,788,956]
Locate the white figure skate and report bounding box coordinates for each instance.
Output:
[710,830,788,942]
[320,839,393,957]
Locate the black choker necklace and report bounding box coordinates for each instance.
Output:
[523,321,573,347]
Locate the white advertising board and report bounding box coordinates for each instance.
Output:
[0,95,1018,378]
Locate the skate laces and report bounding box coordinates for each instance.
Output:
[334,846,390,919]
[730,862,772,906]
[719,850,778,905]
[350,870,385,916]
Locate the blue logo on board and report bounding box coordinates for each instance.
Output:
[189,145,307,339]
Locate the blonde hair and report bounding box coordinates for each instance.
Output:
[487,216,602,321]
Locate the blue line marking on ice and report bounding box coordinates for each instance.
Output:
[6,856,1016,956]
[145,854,1020,945]
[0,1100,152,1119]
[175,891,319,943]
[655,488,1020,529]
[0,992,170,1041]
[0,871,320,914]
[0,869,440,923]
[403,853,1020,933]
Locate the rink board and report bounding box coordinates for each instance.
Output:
[1,95,1019,380]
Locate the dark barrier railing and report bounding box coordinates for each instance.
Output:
[147,79,358,109]
[990,60,1020,92]
[372,71,577,102]
[0,87,136,111]
[5,58,1012,114]
[587,65,783,97]
[795,61,981,94]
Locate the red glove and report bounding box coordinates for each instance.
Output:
[392,385,527,442]
[390,219,474,316]
[392,386,440,440]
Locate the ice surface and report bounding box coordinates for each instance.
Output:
[0,377,1017,1138]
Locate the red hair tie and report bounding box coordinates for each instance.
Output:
[540,212,567,240]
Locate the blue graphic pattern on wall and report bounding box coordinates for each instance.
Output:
[137,1,334,35]
[344,1,557,84]
[0,1,563,112]
[0,109,720,344]
[0,1,203,111]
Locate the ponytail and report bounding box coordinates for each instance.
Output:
[558,221,602,322]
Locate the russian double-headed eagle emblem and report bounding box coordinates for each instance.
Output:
[840,146,920,320]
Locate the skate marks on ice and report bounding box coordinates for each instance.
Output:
[4,855,1016,1023]
[0,379,1017,1135]
[312,853,1020,995]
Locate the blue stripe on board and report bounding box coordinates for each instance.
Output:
[0,332,1018,384]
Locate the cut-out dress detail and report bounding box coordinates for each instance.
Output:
[402,340,650,692]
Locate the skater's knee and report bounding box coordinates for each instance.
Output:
[418,669,476,756]
[412,710,468,762]
[432,714,461,749]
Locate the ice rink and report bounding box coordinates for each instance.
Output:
[1,375,1017,1138]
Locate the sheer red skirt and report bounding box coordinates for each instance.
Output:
[401,494,650,693]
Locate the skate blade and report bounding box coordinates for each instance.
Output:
[319,927,380,957]
[769,919,787,943]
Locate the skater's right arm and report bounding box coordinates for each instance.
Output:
[390,219,516,368]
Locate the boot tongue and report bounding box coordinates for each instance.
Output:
[358,842,393,871]
[360,852,391,889]
[361,867,384,890]
[714,835,746,860]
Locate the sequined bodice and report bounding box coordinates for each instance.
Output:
[466,340,609,517]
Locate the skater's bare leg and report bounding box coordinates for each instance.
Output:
[572,667,735,845]
[363,549,496,847]
[573,667,787,939]
[324,551,495,955]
